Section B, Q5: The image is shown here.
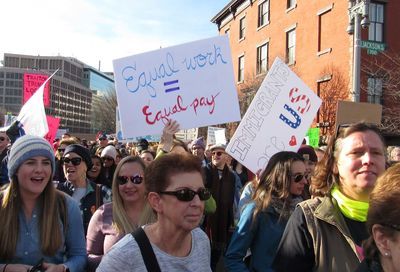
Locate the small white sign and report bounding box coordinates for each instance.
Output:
[226,58,322,174]
[207,126,225,146]
[113,35,241,138]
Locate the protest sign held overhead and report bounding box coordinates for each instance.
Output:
[226,57,322,174]
[23,73,50,107]
[113,35,241,138]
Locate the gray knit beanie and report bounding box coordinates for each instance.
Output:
[8,135,56,179]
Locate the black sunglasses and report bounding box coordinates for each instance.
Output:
[57,148,65,153]
[62,157,82,166]
[292,174,306,183]
[117,175,143,185]
[158,188,211,202]
[382,223,400,231]
[102,157,114,161]
[212,151,225,157]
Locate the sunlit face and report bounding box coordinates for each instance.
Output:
[211,148,228,169]
[63,152,87,183]
[87,157,102,179]
[158,171,205,232]
[118,162,145,204]
[17,156,52,197]
[140,152,154,167]
[336,131,385,201]
[289,160,307,196]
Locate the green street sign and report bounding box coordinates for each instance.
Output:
[361,40,386,55]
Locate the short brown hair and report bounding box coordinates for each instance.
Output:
[363,163,400,260]
[144,153,203,193]
[311,122,385,197]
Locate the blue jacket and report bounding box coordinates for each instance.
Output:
[9,194,87,271]
[225,202,288,272]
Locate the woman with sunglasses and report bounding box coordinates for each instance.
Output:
[53,137,79,184]
[57,144,112,235]
[86,156,147,271]
[224,151,306,271]
[356,163,400,272]
[0,135,86,272]
[273,122,386,271]
[98,153,212,271]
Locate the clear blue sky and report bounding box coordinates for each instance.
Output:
[0,0,227,71]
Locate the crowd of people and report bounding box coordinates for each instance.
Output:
[0,120,399,272]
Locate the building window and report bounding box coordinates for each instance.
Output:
[239,17,246,40]
[238,55,245,82]
[257,43,268,74]
[286,29,296,64]
[258,0,270,28]
[287,0,296,9]
[367,77,382,104]
[369,2,384,42]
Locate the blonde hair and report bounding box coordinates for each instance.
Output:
[0,177,65,261]
[111,156,146,235]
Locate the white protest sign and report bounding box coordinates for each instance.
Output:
[214,129,226,145]
[17,71,57,137]
[206,126,225,146]
[113,35,241,138]
[226,57,322,174]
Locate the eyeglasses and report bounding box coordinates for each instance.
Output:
[0,136,8,141]
[62,157,82,166]
[117,175,143,185]
[99,138,107,141]
[57,148,65,153]
[158,188,211,202]
[292,174,306,183]
[212,151,225,157]
[102,157,114,161]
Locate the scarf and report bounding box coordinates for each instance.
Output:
[331,184,369,222]
[270,195,303,221]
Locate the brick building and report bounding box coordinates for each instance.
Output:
[212,0,400,140]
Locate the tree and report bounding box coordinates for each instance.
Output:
[361,50,400,135]
[317,64,349,142]
[91,89,117,134]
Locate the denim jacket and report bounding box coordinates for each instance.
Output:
[8,194,87,272]
[225,202,287,272]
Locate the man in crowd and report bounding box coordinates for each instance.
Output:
[203,144,242,271]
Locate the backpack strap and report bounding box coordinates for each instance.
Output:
[131,228,161,272]
[95,184,102,209]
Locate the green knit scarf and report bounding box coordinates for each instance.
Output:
[331,185,369,222]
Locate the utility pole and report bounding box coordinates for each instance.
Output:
[347,0,370,102]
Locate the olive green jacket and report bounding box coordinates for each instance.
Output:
[299,196,363,272]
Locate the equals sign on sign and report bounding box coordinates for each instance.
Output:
[164,80,180,93]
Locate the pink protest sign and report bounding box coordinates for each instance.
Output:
[23,73,51,107]
[44,115,61,144]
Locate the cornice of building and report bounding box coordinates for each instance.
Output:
[211,0,251,27]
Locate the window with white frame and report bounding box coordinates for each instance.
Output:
[287,0,296,9]
[367,77,382,104]
[239,17,246,39]
[286,29,296,64]
[256,43,268,74]
[238,55,245,82]
[258,0,270,28]
[369,2,384,42]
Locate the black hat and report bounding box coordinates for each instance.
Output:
[64,144,93,170]
[137,138,149,152]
